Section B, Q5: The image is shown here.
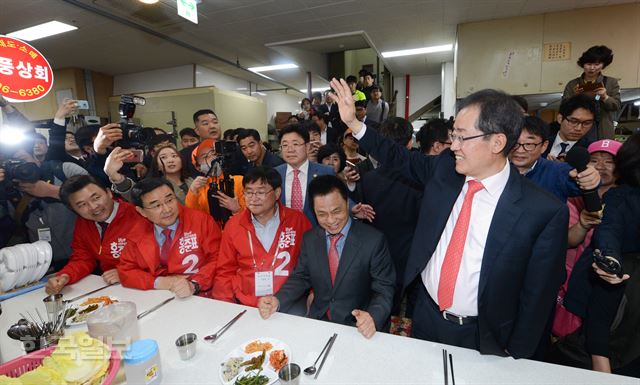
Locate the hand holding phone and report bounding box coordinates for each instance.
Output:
[124,149,144,163]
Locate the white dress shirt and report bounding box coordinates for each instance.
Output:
[285,160,309,209]
[94,201,119,237]
[422,161,511,316]
[549,132,577,157]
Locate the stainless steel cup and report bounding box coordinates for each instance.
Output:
[278,363,301,384]
[175,333,197,360]
[43,294,63,317]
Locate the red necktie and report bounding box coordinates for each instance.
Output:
[291,169,303,211]
[328,233,343,285]
[327,233,343,320]
[160,228,172,267]
[438,180,484,311]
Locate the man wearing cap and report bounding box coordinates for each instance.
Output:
[180,109,222,177]
[509,116,600,203]
[366,86,389,124]
[185,139,245,227]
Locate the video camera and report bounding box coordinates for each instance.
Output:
[205,140,240,225]
[117,95,156,149]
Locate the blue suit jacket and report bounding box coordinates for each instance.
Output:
[275,162,335,225]
[358,126,568,359]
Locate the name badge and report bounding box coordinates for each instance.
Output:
[37,228,52,242]
[254,271,274,297]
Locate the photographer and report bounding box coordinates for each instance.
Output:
[93,123,149,183]
[0,133,88,269]
[184,138,245,228]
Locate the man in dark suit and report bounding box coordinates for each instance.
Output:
[258,175,395,338]
[356,117,424,316]
[236,128,284,169]
[329,78,580,359]
[542,94,596,160]
[275,124,335,224]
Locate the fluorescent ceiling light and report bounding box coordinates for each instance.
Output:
[634,100,640,106]
[381,44,453,58]
[248,63,298,72]
[7,21,78,42]
[299,87,330,93]
[139,0,159,4]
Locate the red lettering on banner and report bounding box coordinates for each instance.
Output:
[0,35,53,102]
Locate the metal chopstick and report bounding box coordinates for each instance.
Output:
[66,283,119,303]
[137,296,175,319]
[443,349,448,385]
[314,333,337,379]
[203,310,247,341]
[449,353,455,385]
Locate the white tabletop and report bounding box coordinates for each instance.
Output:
[0,275,637,385]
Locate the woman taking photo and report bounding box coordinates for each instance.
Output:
[562,45,621,140]
[150,145,193,204]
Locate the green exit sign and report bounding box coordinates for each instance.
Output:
[177,0,198,24]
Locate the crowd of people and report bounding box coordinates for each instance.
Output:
[0,45,638,377]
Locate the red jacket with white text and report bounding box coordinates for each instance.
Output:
[117,205,222,294]
[57,201,141,284]
[212,204,311,306]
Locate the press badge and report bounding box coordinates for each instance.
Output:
[37,228,52,242]
[254,271,274,297]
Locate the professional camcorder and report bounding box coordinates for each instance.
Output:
[117,95,156,149]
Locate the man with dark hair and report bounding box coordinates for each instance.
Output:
[545,94,597,159]
[311,113,339,145]
[366,85,388,123]
[213,167,311,306]
[179,128,199,149]
[258,175,395,339]
[118,177,221,298]
[330,78,573,358]
[361,71,376,102]
[45,175,140,294]
[346,75,366,102]
[355,100,379,131]
[509,116,600,202]
[237,128,284,168]
[275,124,335,224]
[416,119,453,155]
[303,121,322,162]
[511,95,529,114]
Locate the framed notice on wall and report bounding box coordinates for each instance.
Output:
[543,42,571,61]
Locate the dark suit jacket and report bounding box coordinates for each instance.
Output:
[318,103,347,141]
[541,122,593,158]
[275,162,335,225]
[358,127,569,359]
[276,221,396,330]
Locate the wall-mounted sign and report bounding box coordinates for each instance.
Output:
[0,35,53,102]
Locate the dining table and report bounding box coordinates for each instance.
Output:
[0,274,638,384]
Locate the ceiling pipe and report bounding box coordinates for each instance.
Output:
[60,0,302,94]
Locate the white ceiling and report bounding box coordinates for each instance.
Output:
[1,0,637,92]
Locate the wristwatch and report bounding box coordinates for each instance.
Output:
[190,280,200,295]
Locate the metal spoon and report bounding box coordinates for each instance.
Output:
[303,335,334,375]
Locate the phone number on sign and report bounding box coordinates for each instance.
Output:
[0,83,45,97]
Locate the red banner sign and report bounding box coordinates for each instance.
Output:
[0,35,54,102]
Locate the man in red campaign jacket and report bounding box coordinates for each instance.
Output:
[213,167,311,306]
[118,177,221,298]
[46,175,141,295]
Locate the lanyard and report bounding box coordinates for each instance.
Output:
[247,230,281,271]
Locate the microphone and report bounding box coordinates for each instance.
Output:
[565,146,602,213]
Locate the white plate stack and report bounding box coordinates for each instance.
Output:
[0,241,52,292]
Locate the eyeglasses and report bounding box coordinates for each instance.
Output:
[448,132,493,145]
[144,195,176,210]
[438,141,453,145]
[244,189,274,199]
[563,117,594,129]
[512,142,544,152]
[280,142,305,150]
